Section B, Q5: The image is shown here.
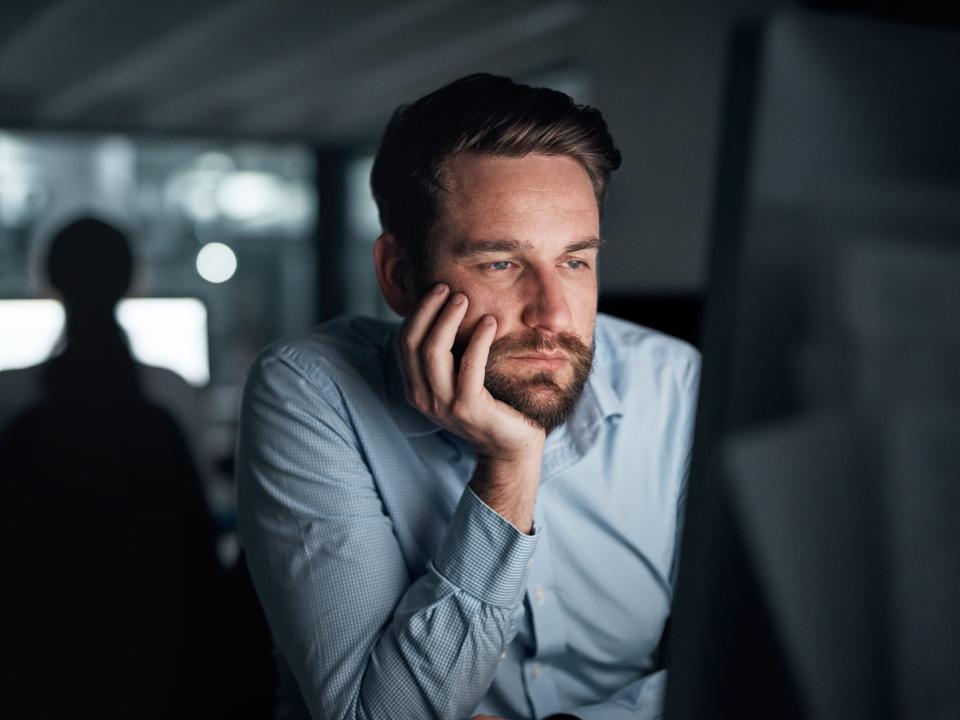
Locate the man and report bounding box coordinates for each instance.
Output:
[237,74,700,720]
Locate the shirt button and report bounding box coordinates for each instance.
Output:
[527,557,534,568]
[532,585,546,605]
[500,650,507,660]
[530,662,542,679]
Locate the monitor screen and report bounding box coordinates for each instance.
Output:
[664,11,960,720]
[0,297,210,386]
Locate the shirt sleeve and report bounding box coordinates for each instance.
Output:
[669,348,700,591]
[236,347,538,720]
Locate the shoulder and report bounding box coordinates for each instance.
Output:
[0,363,47,433]
[593,315,700,409]
[593,313,701,399]
[246,316,399,399]
[137,363,196,398]
[237,317,400,461]
[0,363,46,389]
[135,363,201,427]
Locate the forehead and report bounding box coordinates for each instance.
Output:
[433,153,600,245]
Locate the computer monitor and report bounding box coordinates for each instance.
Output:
[665,11,960,720]
[0,297,210,386]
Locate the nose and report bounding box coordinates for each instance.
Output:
[521,267,572,335]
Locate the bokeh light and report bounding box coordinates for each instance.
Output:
[196,242,237,284]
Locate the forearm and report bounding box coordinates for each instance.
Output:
[353,571,521,719]
[245,483,538,720]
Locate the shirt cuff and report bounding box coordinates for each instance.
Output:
[432,485,539,607]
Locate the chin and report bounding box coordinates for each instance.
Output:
[485,371,585,433]
[483,330,595,431]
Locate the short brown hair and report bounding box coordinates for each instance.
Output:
[370,73,621,273]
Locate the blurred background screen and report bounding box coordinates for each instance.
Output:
[0,297,210,385]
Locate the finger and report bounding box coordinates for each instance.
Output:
[458,314,496,399]
[398,283,449,405]
[403,282,449,348]
[422,292,469,402]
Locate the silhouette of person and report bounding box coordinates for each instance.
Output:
[0,218,222,719]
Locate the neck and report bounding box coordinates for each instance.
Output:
[63,305,126,350]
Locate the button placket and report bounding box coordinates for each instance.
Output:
[532,585,546,605]
[526,496,567,658]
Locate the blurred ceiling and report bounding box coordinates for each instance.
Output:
[0,0,583,144]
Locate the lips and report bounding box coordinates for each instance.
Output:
[510,354,568,370]
[513,353,566,361]
[487,330,587,375]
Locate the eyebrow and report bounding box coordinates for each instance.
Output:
[450,236,604,257]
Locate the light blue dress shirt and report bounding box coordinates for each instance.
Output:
[236,313,700,720]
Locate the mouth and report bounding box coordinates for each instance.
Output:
[509,354,568,370]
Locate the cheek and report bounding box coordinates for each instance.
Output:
[453,298,498,347]
[439,277,500,338]
[571,281,598,325]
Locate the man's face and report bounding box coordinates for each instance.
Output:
[426,152,600,431]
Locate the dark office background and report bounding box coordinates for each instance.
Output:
[1,1,957,718]
[1,0,770,566]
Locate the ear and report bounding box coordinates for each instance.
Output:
[373,232,417,316]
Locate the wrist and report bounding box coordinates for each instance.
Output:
[476,428,545,465]
[470,452,542,533]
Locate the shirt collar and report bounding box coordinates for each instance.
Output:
[547,352,623,459]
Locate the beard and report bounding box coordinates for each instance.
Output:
[481,329,594,433]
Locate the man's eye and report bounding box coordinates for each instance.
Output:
[485,260,513,272]
[565,259,588,270]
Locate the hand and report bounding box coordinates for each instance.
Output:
[398,284,545,531]
[397,283,545,461]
